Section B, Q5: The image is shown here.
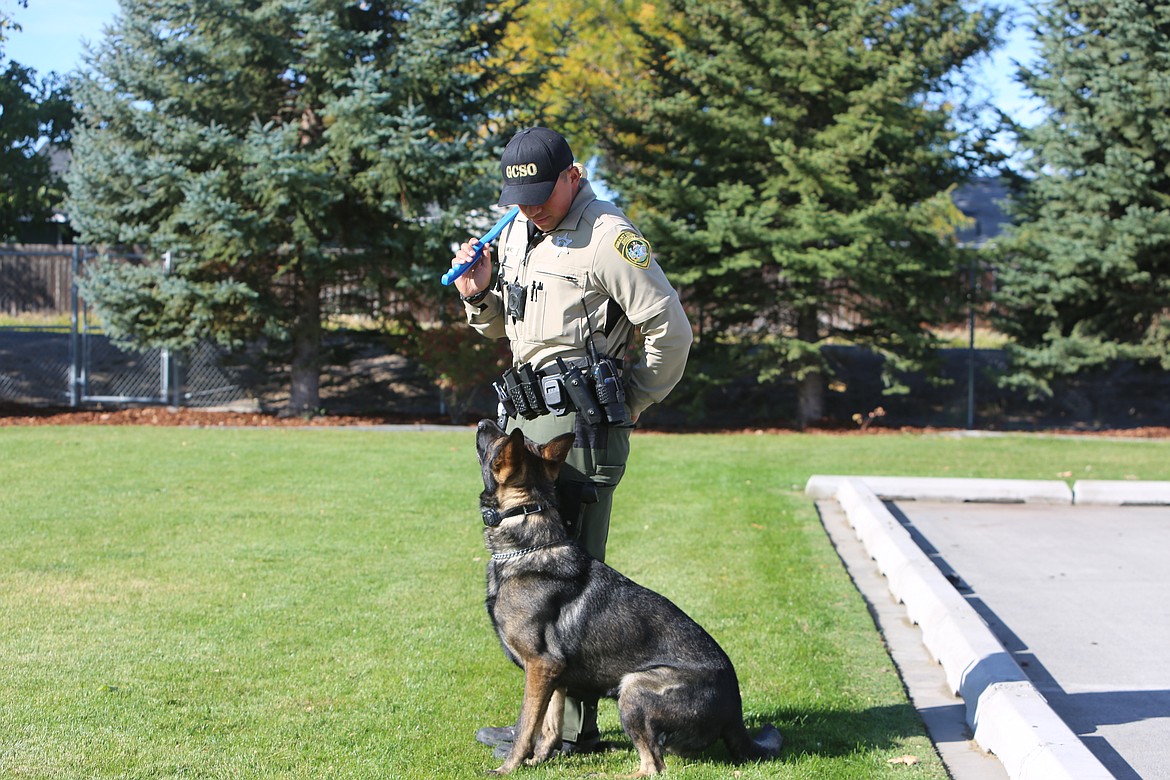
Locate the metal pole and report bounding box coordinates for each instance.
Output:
[161,251,172,405]
[69,245,81,407]
[171,351,183,407]
[966,255,976,430]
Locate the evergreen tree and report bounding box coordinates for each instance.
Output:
[595,0,1000,427]
[68,0,525,414]
[993,0,1170,398]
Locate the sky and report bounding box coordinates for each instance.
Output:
[2,0,120,74]
[3,0,1044,133]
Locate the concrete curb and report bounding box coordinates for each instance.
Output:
[806,475,1074,504]
[807,475,1114,780]
[808,475,1170,507]
[1073,479,1170,505]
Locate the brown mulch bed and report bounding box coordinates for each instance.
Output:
[3,402,1169,437]
[0,403,454,429]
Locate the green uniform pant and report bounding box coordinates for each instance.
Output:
[513,412,631,742]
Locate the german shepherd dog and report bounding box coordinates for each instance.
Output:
[476,420,782,776]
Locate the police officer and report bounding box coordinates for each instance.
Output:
[451,127,693,755]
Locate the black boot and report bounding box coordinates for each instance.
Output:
[475,724,516,748]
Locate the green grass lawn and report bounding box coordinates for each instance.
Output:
[2,426,1167,779]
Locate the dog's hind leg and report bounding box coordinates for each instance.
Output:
[615,684,667,777]
[619,713,666,777]
[627,740,666,778]
[529,686,565,764]
[492,659,563,775]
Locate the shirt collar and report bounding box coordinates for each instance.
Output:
[558,180,597,232]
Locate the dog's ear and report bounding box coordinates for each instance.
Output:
[540,432,575,479]
[492,427,529,485]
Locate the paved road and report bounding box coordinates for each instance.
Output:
[895,501,1170,780]
[811,476,1170,779]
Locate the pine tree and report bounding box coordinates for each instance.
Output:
[68,0,525,414]
[993,0,1170,398]
[595,0,999,427]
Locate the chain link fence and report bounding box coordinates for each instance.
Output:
[1,245,252,408]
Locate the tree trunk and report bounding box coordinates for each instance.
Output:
[287,276,322,416]
[796,306,823,430]
[797,371,824,430]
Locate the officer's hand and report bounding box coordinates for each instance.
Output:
[451,239,492,298]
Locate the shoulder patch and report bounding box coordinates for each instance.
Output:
[614,231,651,269]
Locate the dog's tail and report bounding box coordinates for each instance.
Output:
[724,722,783,762]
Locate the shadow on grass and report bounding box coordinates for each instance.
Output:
[595,702,928,764]
[748,704,928,758]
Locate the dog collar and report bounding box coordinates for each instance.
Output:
[481,502,545,528]
[491,540,564,561]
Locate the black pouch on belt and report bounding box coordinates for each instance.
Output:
[503,365,546,419]
[540,373,571,416]
[501,368,531,418]
[591,357,629,425]
[516,363,547,417]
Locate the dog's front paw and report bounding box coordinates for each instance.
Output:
[528,738,561,765]
[524,750,554,766]
[489,756,519,775]
[490,750,524,775]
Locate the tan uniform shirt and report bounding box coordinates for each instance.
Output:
[465,181,692,417]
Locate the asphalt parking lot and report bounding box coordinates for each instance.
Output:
[810,477,1170,780]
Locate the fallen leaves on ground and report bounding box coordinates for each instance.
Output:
[888,755,920,766]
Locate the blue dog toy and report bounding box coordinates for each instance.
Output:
[441,206,521,286]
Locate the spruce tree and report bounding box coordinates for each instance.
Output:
[993,0,1170,398]
[67,0,523,414]
[595,0,999,427]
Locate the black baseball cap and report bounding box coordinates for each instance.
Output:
[497,127,574,206]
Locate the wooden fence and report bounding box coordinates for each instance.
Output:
[0,245,75,316]
[0,244,439,323]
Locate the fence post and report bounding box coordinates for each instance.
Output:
[173,353,184,407]
[966,254,977,430]
[69,245,81,407]
[160,251,172,405]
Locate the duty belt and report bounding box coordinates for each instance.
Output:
[494,356,628,428]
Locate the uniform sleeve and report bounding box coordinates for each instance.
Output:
[465,217,520,340]
[593,222,693,417]
[625,294,693,417]
[465,291,506,340]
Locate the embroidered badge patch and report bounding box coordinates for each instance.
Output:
[615,231,651,268]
